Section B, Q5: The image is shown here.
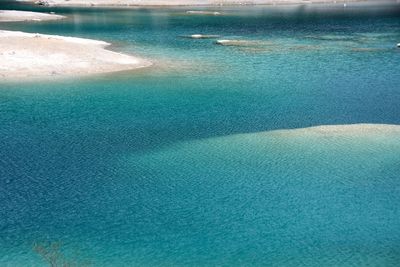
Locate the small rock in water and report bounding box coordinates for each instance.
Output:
[186,11,221,15]
[35,0,49,6]
[216,39,232,45]
[191,34,204,39]
[184,34,220,39]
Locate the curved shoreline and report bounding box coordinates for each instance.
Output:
[0,30,151,80]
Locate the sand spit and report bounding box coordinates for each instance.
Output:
[0,30,151,79]
[0,10,65,22]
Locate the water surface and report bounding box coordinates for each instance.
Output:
[1,2,400,266]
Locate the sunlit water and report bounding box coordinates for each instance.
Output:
[1,1,400,266]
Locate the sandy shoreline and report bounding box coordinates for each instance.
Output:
[20,0,397,7]
[0,30,151,79]
[0,10,65,22]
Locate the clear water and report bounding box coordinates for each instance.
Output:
[1,2,400,266]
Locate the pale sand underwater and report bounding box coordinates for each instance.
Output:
[268,123,400,137]
[167,124,400,149]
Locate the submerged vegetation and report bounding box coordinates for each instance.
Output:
[33,241,91,267]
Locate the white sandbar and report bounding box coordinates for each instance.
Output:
[0,30,151,79]
[0,10,65,22]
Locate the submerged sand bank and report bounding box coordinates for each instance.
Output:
[172,124,400,150]
[0,30,151,79]
[22,0,388,7]
[0,10,65,22]
[270,124,400,137]
[190,124,400,152]
[197,124,400,145]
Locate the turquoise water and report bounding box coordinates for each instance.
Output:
[1,2,400,266]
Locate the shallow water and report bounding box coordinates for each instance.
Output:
[1,2,400,266]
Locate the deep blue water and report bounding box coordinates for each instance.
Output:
[1,1,400,266]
